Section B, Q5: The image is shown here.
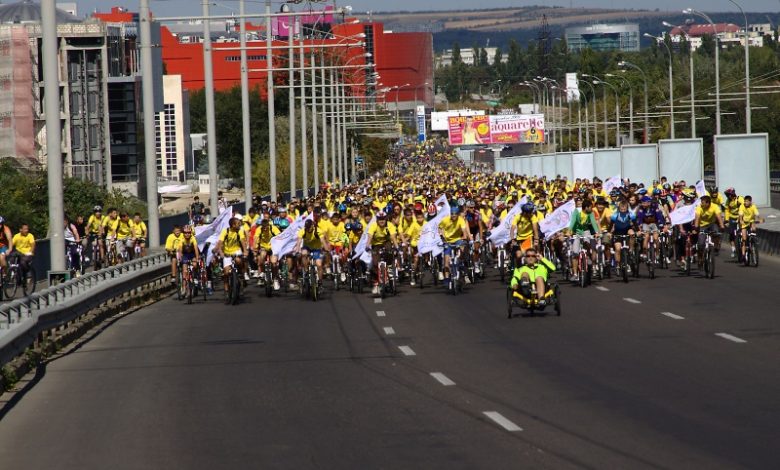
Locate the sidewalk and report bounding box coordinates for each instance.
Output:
[757,206,780,256]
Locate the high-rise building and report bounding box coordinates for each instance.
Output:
[565,24,640,53]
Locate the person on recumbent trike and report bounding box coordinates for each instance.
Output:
[509,247,556,307]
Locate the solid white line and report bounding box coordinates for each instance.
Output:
[623,298,642,304]
[595,286,610,292]
[374,298,382,304]
[430,372,456,386]
[660,312,685,320]
[398,345,416,356]
[383,327,395,335]
[376,310,386,317]
[715,333,747,344]
[483,411,523,432]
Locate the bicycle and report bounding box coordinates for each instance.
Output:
[496,242,508,283]
[192,258,209,301]
[263,259,274,298]
[613,235,632,283]
[375,247,396,299]
[2,254,36,300]
[89,235,104,271]
[701,230,717,279]
[570,236,592,288]
[446,243,466,295]
[299,254,319,302]
[349,257,366,294]
[658,229,672,270]
[178,260,194,304]
[742,230,759,268]
[224,256,242,305]
[105,238,119,267]
[594,236,607,281]
[646,232,657,280]
[66,242,85,278]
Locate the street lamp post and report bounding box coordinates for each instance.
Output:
[645,33,675,139]
[239,0,252,205]
[685,8,720,136]
[618,60,649,144]
[606,73,633,144]
[728,0,750,133]
[579,79,598,148]
[202,0,219,215]
[663,21,697,139]
[265,0,277,201]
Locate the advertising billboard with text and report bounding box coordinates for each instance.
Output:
[447,114,545,145]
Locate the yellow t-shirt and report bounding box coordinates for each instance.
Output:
[255,225,280,251]
[403,219,423,247]
[597,207,613,231]
[165,233,183,252]
[298,228,323,250]
[739,204,759,229]
[116,219,135,239]
[348,231,363,246]
[87,215,102,234]
[219,228,246,255]
[511,214,538,240]
[132,221,147,239]
[12,233,35,256]
[328,221,347,245]
[724,196,744,221]
[439,216,467,244]
[179,236,198,254]
[368,221,397,246]
[696,204,721,227]
[102,217,120,237]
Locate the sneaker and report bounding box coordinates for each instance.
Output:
[475,265,481,274]
[465,276,471,284]
[340,272,347,283]
[252,270,260,279]
[437,272,444,281]
[569,275,579,282]
[289,282,298,290]
[372,284,380,295]
[538,299,546,307]
[730,248,736,259]
[256,279,264,286]
[244,272,250,281]
[273,280,281,291]
[207,287,213,296]
[410,279,416,286]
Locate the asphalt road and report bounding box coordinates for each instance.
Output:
[1,253,779,469]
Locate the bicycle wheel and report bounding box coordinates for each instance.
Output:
[751,242,759,267]
[506,288,514,319]
[265,269,273,298]
[3,269,18,300]
[186,275,193,305]
[648,244,655,280]
[177,269,185,300]
[230,270,241,305]
[23,266,36,296]
[310,264,318,302]
[554,285,562,316]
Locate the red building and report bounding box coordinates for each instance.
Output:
[92,7,433,110]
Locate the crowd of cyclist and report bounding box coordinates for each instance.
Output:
[160,141,764,305]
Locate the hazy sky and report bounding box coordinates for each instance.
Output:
[70,0,780,17]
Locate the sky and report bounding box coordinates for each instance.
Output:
[69,0,780,17]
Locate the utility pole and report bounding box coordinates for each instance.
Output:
[265,0,277,202]
[140,0,160,247]
[202,0,219,215]
[239,0,252,206]
[299,30,308,198]
[288,18,297,199]
[311,51,319,194]
[42,0,65,268]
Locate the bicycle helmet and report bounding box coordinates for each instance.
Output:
[637,188,648,196]
[278,218,290,230]
[652,188,662,196]
[93,205,103,212]
[427,203,437,217]
[344,222,353,231]
[521,203,535,214]
[466,200,476,208]
[0,216,4,224]
[384,202,394,213]
[376,211,387,219]
[338,203,347,213]
[663,183,671,191]
[352,222,363,231]
[450,206,461,215]
[724,187,736,196]
[457,197,466,207]
[640,196,652,203]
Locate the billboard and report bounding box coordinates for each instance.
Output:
[416,105,426,143]
[431,109,485,131]
[566,73,580,102]
[447,114,545,145]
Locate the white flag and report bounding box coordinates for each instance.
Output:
[352,215,377,266]
[539,200,576,241]
[695,180,707,198]
[418,195,450,255]
[271,213,311,259]
[603,175,622,194]
[196,207,233,265]
[487,196,527,246]
[670,200,700,226]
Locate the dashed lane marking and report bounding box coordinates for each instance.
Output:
[660,312,685,320]
[383,327,395,335]
[483,411,523,432]
[376,310,386,317]
[595,286,610,292]
[715,333,747,344]
[430,372,456,386]
[374,298,382,304]
[398,346,416,356]
[623,298,642,304]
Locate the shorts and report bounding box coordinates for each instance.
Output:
[304,248,322,260]
[223,254,242,268]
[0,246,7,255]
[601,232,612,245]
[181,252,196,264]
[641,223,659,233]
[516,237,533,252]
[571,233,592,255]
[443,240,466,256]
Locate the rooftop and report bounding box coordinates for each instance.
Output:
[0,0,79,24]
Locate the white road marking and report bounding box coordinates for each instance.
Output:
[715,333,747,344]
[660,312,685,320]
[623,298,642,304]
[376,310,386,317]
[430,372,456,386]
[595,286,610,292]
[483,411,523,432]
[374,298,382,304]
[383,327,395,335]
[398,346,416,356]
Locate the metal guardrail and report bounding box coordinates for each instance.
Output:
[0,251,170,367]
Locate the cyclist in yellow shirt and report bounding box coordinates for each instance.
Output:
[510,203,540,261]
[86,206,105,263]
[327,211,350,283]
[165,225,183,283]
[296,217,331,286]
[738,195,762,261]
[115,212,135,260]
[438,206,472,284]
[217,217,249,299]
[254,218,281,290]
[366,211,398,294]
[722,188,744,258]
[132,213,148,257]
[402,210,425,286]
[694,195,725,265]
[11,223,35,277]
